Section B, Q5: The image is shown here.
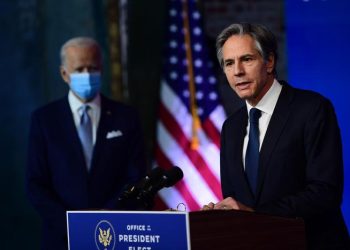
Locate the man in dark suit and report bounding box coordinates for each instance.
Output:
[203,23,349,249]
[26,37,147,250]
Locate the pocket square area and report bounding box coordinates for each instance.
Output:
[106,130,123,139]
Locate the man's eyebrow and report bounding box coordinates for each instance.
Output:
[223,53,256,63]
[240,53,256,58]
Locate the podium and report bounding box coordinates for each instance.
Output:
[67,210,306,250]
[189,210,306,250]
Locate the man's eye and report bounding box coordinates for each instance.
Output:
[89,67,99,72]
[243,57,253,62]
[225,61,233,67]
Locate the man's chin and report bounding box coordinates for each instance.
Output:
[236,91,253,100]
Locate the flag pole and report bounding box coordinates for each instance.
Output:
[182,0,201,149]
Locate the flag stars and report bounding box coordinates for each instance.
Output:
[194,59,203,68]
[192,11,200,20]
[195,75,203,84]
[193,27,202,36]
[194,43,202,52]
[170,25,178,32]
[170,71,178,80]
[209,76,216,84]
[169,40,178,48]
[169,9,177,17]
[183,90,190,98]
[196,91,204,100]
[197,107,204,116]
[209,92,218,100]
[170,56,178,64]
[182,59,188,66]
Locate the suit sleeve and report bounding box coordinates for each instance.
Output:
[220,120,235,199]
[25,112,67,236]
[256,98,344,219]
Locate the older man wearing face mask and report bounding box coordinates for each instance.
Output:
[26,37,147,250]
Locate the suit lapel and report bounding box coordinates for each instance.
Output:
[58,97,89,174]
[228,108,256,204]
[90,96,113,174]
[256,84,295,198]
[231,109,247,173]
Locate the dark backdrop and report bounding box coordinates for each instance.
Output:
[0,0,348,249]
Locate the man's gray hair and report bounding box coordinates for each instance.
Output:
[216,23,278,75]
[60,37,101,67]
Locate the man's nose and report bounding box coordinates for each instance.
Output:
[234,62,244,76]
[82,67,99,73]
[82,67,97,73]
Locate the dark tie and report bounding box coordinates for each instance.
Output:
[245,108,261,196]
[78,105,93,171]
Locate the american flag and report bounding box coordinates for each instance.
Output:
[155,0,226,211]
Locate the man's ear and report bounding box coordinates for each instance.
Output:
[266,54,275,74]
[60,66,70,84]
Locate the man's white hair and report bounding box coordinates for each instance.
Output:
[60,37,101,67]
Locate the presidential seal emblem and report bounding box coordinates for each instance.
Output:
[95,220,116,250]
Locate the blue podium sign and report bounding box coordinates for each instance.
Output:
[67,211,190,250]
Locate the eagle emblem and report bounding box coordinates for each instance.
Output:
[95,220,116,250]
[98,227,112,247]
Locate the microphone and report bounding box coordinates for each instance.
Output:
[116,166,184,210]
[117,167,165,204]
[146,166,183,191]
[134,166,184,209]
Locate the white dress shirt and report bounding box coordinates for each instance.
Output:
[242,79,283,168]
[68,91,101,144]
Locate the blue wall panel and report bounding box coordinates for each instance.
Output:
[286,0,350,230]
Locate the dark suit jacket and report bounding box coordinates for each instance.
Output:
[220,83,349,249]
[26,95,147,250]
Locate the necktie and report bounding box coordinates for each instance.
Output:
[245,108,261,196]
[78,105,93,171]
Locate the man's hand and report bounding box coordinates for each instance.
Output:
[202,202,215,210]
[202,197,254,212]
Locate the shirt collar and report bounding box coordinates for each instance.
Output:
[246,79,282,116]
[68,91,101,114]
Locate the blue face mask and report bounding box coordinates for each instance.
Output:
[69,72,101,100]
